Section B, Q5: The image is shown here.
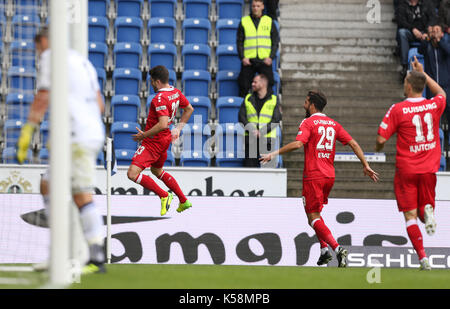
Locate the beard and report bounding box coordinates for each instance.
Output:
[305,108,311,118]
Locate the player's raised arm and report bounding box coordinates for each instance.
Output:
[260,140,303,164]
[411,56,446,98]
[347,139,379,182]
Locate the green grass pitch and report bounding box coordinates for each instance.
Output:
[1,264,450,289]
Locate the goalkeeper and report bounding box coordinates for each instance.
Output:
[16,28,106,274]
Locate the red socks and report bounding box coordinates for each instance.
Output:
[159,171,187,204]
[317,216,329,249]
[136,173,168,198]
[406,220,427,260]
[311,218,339,251]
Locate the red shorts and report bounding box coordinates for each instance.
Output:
[394,172,436,212]
[131,137,171,170]
[302,178,335,214]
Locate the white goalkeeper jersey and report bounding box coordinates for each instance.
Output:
[37,49,105,147]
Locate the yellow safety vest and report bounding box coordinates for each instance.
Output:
[241,15,272,60]
[245,94,277,138]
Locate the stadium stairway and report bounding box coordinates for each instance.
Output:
[279,0,402,198]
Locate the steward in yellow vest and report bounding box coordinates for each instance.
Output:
[236,0,279,98]
[238,74,281,167]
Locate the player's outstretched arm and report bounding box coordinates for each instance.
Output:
[260,140,303,164]
[375,135,387,152]
[347,139,379,182]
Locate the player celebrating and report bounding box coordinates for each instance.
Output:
[375,56,447,271]
[260,90,379,267]
[127,65,194,216]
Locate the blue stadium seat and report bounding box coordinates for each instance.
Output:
[216,0,243,19]
[182,43,210,71]
[216,70,239,97]
[10,40,36,67]
[13,0,41,16]
[183,0,211,19]
[4,119,25,148]
[88,16,109,43]
[111,94,141,122]
[216,19,239,45]
[97,150,105,165]
[12,14,40,41]
[214,122,244,153]
[6,92,33,121]
[147,43,177,70]
[216,44,240,71]
[8,66,36,92]
[40,120,49,148]
[186,96,211,124]
[96,67,107,93]
[89,41,108,69]
[180,150,211,166]
[148,17,176,44]
[114,16,143,43]
[147,68,176,94]
[111,121,140,150]
[181,122,211,151]
[216,96,242,123]
[273,71,280,95]
[88,0,110,16]
[2,147,32,164]
[115,0,143,17]
[39,147,49,164]
[115,148,135,165]
[181,70,211,97]
[214,123,245,167]
[182,18,211,45]
[148,0,177,18]
[113,42,142,69]
[112,68,142,96]
[440,155,446,171]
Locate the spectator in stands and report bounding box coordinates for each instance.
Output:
[239,73,281,167]
[237,0,279,98]
[439,0,450,33]
[249,0,280,21]
[418,23,450,123]
[397,0,437,80]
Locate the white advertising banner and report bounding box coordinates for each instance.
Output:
[0,165,287,197]
[2,194,450,268]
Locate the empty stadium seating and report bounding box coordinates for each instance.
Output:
[216,44,240,71]
[111,94,141,122]
[89,41,108,69]
[148,17,176,44]
[186,96,211,124]
[2,146,32,164]
[148,0,177,18]
[182,18,211,45]
[215,19,239,45]
[215,70,239,97]
[181,70,211,97]
[112,67,142,96]
[115,148,135,165]
[88,16,109,43]
[11,14,40,41]
[8,66,36,92]
[183,0,211,19]
[147,43,177,70]
[216,96,242,123]
[182,43,210,71]
[115,0,143,17]
[216,0,244,19]
[111,121,140,150]
[114,16,143,43]
[88,0,110,17]
[113,42,142,69]
[6,92,33,121]
[10,40,35,67]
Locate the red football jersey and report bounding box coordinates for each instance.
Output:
[144,86,189,144]
[296,113,353,180]
[377,95,446,173]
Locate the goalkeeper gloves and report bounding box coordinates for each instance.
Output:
[16,122,37,164]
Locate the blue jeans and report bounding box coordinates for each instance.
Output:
[397,28,421,66]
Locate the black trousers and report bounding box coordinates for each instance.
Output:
[244,135,273,167]
[238,59,274,98]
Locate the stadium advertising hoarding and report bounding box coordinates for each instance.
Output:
[2,194,450,268]
[0,165,287,197]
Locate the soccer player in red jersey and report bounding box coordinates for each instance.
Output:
[261,90,379,267]
[127,65,194,216]
[376,57,447,270]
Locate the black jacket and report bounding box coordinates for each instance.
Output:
[397,0,437,32]
[238,92,282,132]
[236,14,279,60]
